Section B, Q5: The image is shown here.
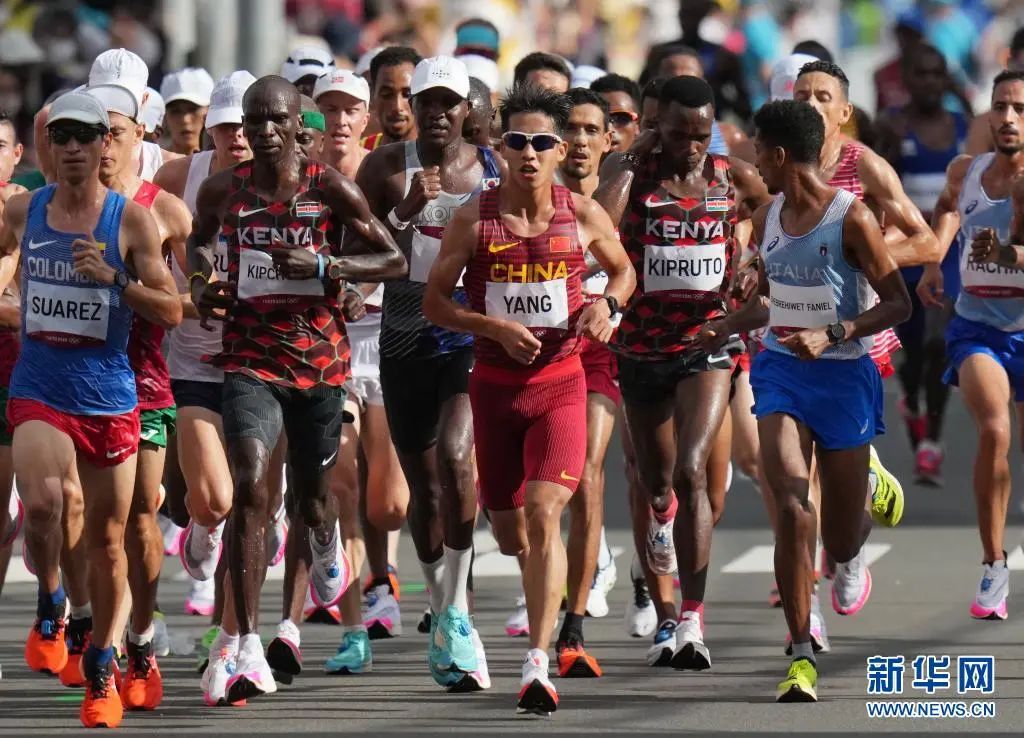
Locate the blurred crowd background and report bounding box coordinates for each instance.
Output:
[0,0,1018,172]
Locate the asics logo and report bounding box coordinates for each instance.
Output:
[28,238,55,250]
[488,240,519,254]
[965,200,979,215]
[238,206,268,218]
[765,236,780,253]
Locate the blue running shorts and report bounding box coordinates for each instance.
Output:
[944,314,1024,400]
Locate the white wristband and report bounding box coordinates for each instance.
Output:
[388,208,410,231]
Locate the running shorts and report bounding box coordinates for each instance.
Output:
[750,350,884,450]
[380,348,473,454]
[581,338,620,405]
[617,338,742,405]
[221,372,346,471]
[944,314,1024,399]
[172,379,222,415]
[140,406,176,448]
[470,356,587,511]
[8,398,140,467]
[345,375,384,410]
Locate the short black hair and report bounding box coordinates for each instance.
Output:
[994,69,1024,90]
[369,46,422,90]
[513,52,572,87]
[798,60,850,97]
[565,87,610,127]
[754,99,824,164]
[792,40,833,64]
[1012,28,1024,58]
[641,43,700,85]
[590,73,641,109]
[641,76,667,104]
[499,83,571,135]
[659,75,714,110]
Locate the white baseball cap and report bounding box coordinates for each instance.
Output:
[47,91,111,129]
[205,70,257,129]
[89,48,149,111]
[313,69,370,105]
[457,54,499,93]
[141,87,165,132]
[571,65,606,89]
[770,53,819,102]
[280,45,335,83]
[86,84,140,121]
[160,67,215,107]
[354,46,385,77]
[411,55,469,98]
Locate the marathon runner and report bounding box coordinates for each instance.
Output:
[423,82,634,715]
[512,53,571,94]
[594,75,771,671]
[591,74,642,154]
[280,45,336,99]
[141,87,165,144]
[919,69,1024,621]
[297,95,325,159]
[463,77,496,149]
[698,97,911,702]
[4,90,181,727]
[187,75,405,705]
[159,67,216,156]
[361,47,421,151]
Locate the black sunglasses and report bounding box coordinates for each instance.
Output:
[502,131,563,152]
[49,125,107,145]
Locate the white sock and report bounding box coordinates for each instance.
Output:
[421,556,446,614]
[239,632,261,654]
[442,545,472,612]
[128,624,155,646]
[70,603,92,620]
[310,523,338,558]
[212,630,239,653]
[525,647,549,672]
[597,527,612,569]
[208,520,225,545]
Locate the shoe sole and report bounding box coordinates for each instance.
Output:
[777,684,817,702]
[670,642,711,671]
[970,600,1008,620]
[325,662,372,675]
[646,645,674,667]
[226,675,274,704]
[366,619,401,640]
[832,568,872,616]
[558,656,601,678]
[417,615,432,634]
[447,673,486,693]
[517,680,557,716]
[505,626,529,637]
[266,639,302,680]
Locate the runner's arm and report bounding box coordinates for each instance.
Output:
[323,168,406,282]
[709,203,771,336]
[186,170,232,284]
[594,129,658,227]
[0,191,28,257]
[0,191,23,329]
[575,196,635,309]
[120,201,183,328]
[152,156,189,198]
[161,191,199,319]
[929,155,970,262]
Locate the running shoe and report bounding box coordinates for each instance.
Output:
[784,597,831,655]
[81,658,123,728]
[647,514,677,575]
[362,565,402,602]
[122,640,163,710]
[266,620,302,684]
[776,658,818,703]
[832,547,872,616]
[26,601,68,674]
[363,584,402,639]
[586,553,617,618]
[226,635,277,703]
[417,608,432,634]
[768,585,782,608]
[505,595,529,637]
[820,548,836,580]
[915,440,943,487]
[625,557,656,637]
[869,446,904,527]
[970,559,1009,620]
[158,512,183,557]
[309,524,350,608]
[2,488,23,547]
[196,625,220,674]
[670,611,711,671]
[449,628,491,692]
[898,397,926,450]
[645,619,677,666]
[556,635,602,678]
[266,512,288,567]
[202,644,245,707]
[185,577,216,617]
[152,611,170,658]
[179,521,222,581]
[59,616,91,687]
[517,649,558,716]
[433,605,477,673]
[303,585,342,624]
[325,630,372,674]
[427,611,462,688]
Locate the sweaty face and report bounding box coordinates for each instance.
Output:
[561,103,610,181]
[318,91,369,159]
[753,133,783,194]
[524,69,569,94]
[49,124,109,185]
[906,54,946,110]
[373,63,415,140]
[209,122,251,162]
[658,101,713,172]
[659,54,703,80]
[599,90,640,152]
[412,87,468,147]
[243,85,300,162]
[501,111,568,191]
[100,111,142,179]
[0,122,23,183]
[164,100,208,153]
[793,72,851,139]
[990,79,1024,155]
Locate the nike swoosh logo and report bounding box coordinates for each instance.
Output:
[643,196,677,209]
[321,450,338,467]
[559,470,579,482]
[106,447,130,459]
[28,239,55,250]
[140,429,158,441]
[488,241,519,253]
[238,207,267,218]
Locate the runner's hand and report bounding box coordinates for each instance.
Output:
[916,263,945,308]
[340,290,366,322]
[196,281,236,331]
[495,321,542,365]
[576,300,613,343]
[695,318,730,354]
[395,166,442,222]
[970,227,1001,264]
[71,232,116,285]
[269,244,318,279]
[732,266,758,301]
[778,328,830,360]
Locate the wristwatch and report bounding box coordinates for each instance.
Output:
[604,295,619,318]
[326,257,345,282]
[826,321,847,344]
[113,270,130,292]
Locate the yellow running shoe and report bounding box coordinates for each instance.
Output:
[869,446,904,527]
[776,658,818,702]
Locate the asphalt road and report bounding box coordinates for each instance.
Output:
[2,379,1024,735]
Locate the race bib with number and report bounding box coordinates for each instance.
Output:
[26,281,110,347]
[768,280,838,329]
[237,248,324,309]
[212,237,230,280]
[409,226,464,286]
[643,242,727,297]
[485,279,569,329]
[961,252,1024,298]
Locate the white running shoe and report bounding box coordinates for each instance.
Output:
[185,577,216,617]
[784,595,831,654]
[226,635,278,703]
[646,619,677,666]
[586,554,617,618]
[646,515,677,575]
[152,612,170,657]
[449,627,491,692]
[625,557,657,638]
[179,521,222,581]
[158,512,184,557]
[970,560,1009,620]
[517,649,557,715]
[832,546,872,616]
[670,611,711,671]
[309,523,350,608]
[266,512,288,568]
[362,585,402,639]
[202,643,239,706]
[505,595,529,637]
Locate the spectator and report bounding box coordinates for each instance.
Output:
[923,0,979,82]
[738,0,783,111]
[454,17,501,61]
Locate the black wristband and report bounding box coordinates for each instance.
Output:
[604,295,619,317]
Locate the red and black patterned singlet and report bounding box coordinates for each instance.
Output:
[612,153,737,359]
[210,160,350,389]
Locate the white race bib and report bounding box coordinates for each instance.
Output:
[409,227,464,286]
[26,281,110,347]
[237,248,324,306]
[643,242,726,295]
[584,270,608,296]
[768,280,838,329]
[485,280,569,329]
[212,237,230,280]
[961,252,1024,298]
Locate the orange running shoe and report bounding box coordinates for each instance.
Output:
[81,658,123,728]
[59,617,92,687]
[362,565,402,602]
[121,640,163,710]
[26,613,68,674]
[556,638,603,678]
